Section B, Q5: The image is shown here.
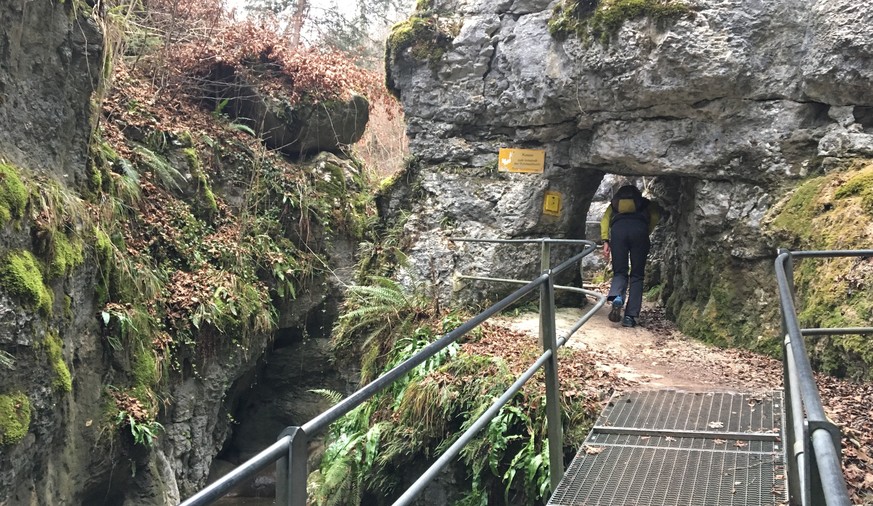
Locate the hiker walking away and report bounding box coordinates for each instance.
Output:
[600,184,661,328]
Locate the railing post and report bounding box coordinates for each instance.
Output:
[779,250,803,505]
[540,240,564,493]
[809,420,846,506]
[783,334,807,506]
[541,239,551,273]
[276,426,308,506]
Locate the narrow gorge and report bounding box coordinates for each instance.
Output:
[1,0,871,504]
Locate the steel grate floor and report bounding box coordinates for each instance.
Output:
[548,391,787,506]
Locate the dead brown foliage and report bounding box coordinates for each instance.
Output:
[127,0,394,112]
[469,323,629,414]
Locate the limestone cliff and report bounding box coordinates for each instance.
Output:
[0,3,375,504]
[384,0,873,357]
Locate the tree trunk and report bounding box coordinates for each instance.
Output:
[288,0,309,49]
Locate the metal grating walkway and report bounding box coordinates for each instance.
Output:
[549,390,787,506]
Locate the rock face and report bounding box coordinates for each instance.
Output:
[384,0,873,344]
[0,8,366,505]
[0,4,107,504]
[0,1,102,182]
[223,81,370,157]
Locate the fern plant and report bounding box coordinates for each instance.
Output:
[0,350,14,370]
[332,275,429,381]
[111,158,142,211]
[134,145,187,192]
[312,277,454,505]
[115,410,164,447]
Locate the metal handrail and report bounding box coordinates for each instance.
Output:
[180,238,598,506]
[775,248,872,506]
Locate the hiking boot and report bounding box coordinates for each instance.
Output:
[622,315,636,328]
[608,296,623,322]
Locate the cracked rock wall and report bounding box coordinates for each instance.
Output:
[384,0,873,344]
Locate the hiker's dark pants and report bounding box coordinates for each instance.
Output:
[608,218,650,318]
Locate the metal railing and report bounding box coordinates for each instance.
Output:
[776,248,872,506]
[180,238,601,506]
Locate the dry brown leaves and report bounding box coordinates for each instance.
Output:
[638,305,677,342]
[112,390,151,423]
[816,374,873,503]
[467,323,629,408]
[124,0,394,114]
[583,445,604,455]
[165,268,216,324]
[102,64,244,158]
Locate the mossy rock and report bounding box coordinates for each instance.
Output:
[45,332,73,393]
[386,16,456,97]
[0,163,28,226]
[132,345,158,388]
[0,250,53,314]
[49,232,85,279]
[0,392,31,446]
[549,0,689,43]
[183,147,218,220]
[387,16,454,63]
[834,164,873,213]
[768,175,829,243]
[668,250,781,356]
[765,161,873,378]
[767,161,873,249]
[93,226,114,305]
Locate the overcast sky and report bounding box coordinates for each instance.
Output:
[225,0,407,21]
[224,0,413,42]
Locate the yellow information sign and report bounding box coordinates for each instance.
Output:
[498,148,545,173]
[543,191,562,217]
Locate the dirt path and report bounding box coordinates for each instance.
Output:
[492,301,873,503]
[493,302,783,394]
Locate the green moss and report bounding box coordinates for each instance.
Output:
[89,165,103,193]
[182,147,199,169]
[387,17,449,62]
[377,173,398,193]
[0,163,28,226]
[668,248,781,357]
[0,392,31,445]
[548,0,599,38]
[184,147,218,219]
[386,16,455,97]
[63,295,73,320]
[768,164,873,250]
[88,136,118,196]
[0,250,53,314]
[765,161,873,378]
[101,39,114,81]
[45,332,73,393]
[834,165,873,214]
[202,186,218,215]
[93,227,114,305]
[49,232,85,279]
[549,0,688,42]
[593,0,687,34]
[793,254,873,378]
[132,345,158,388]
[95,226,113,259]
[310,159,375,239]
[769,175,828,242]
[176,131,195,148]
[643,283,662,301]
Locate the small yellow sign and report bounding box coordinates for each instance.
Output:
[498,148,546,173]
[543,191,562,217]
